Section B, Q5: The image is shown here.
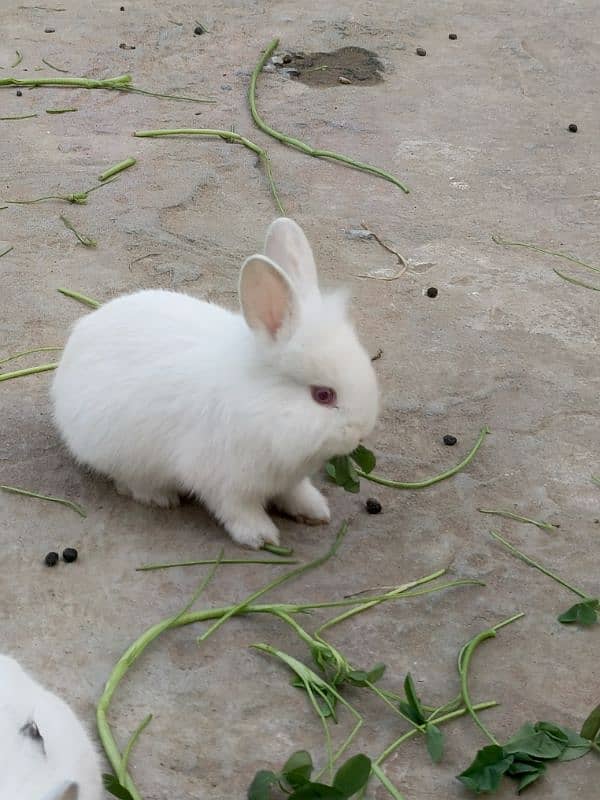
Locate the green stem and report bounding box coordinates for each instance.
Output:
[492,234,600,274]
[262,543,294,556]
[0,484,86,517]
[0,362,58,381]
[490,530,589,599]
[46,107,78,113]
[0,73,133,89]
[0,113,38,120]
[315,569,446,635]
[133,128,285,214]
[60,215,96,247]
[358,425,490,489]
[477,507,556,532]
[118,713,153,785]
[136,557,298,571]
[370,763,406,800]
[0,246,13,257]
[97,554,223,800]
[553,268,600,291]
[99,157,136,182]
[57,288,100,308]
[41,57,69,73]
[0,346,62,366]
[11,50,23,68]
[197,523,348,642]
[248,38,410,194]
[458,614,524,746]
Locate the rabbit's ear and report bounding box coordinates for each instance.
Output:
[264,218,319,299]
[239,255,299,340]
[41,781,78,800]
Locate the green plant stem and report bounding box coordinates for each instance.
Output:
[0,246,13,257]
[197,523,348,642]
[492,234,600,274]
[11,50,23,68]
[0,362,58,381]
[358,425,490,489]
[99,157,136,181]
[458,613,524,746]
[0,113,38,120]
[477,508,556,531]
[262,543,294,556]
[315,569,446,635]
[118,713,153,785]
[5,179,115,205]
[248,38,410,194]
[490,530,589,599]
[553,268,600,291]
[57,288,100,307]
[97,555,223,800]
[136,557,299,571]
[0,346,62,366]
[46,107,78,113]
[60,214,96,246]
[592,476,600,486]
[41,57,69,73]
[0,484,86,517]
[370,763,406,800]
[134,128,285,214]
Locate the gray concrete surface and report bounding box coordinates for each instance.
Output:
[1,1,598,798]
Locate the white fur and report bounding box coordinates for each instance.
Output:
[0,655,102,800]
[51,218,379,548]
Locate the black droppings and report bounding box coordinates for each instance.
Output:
[44,552,59,567]
[366,498,382,514]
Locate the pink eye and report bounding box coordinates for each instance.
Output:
[311,386,337,406]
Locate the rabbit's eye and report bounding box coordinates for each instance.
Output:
[311,386,337,406]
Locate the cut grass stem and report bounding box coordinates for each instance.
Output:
[477,507,556,531]
[0,484,86,517]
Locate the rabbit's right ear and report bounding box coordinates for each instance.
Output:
[239,255,299,340]
[264,218,320,299]
[41,781,78,800]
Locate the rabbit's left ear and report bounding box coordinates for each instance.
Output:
[41,781,79,800]
[239,255,299,340]
[264,218,320,300]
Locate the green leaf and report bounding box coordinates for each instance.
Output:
[516,764,546,793]
[247,770,279,800]
[346,662,386,687]
[333,754,372,797]
[557,728,591,761]
[457,745,514,793]
[102,775,136,800]
[581,701,600,741]
[367,662,386,683]
[425,724,444,763]
[282,751,313,789]
[289,783,346,799]
[349,444,376,474]
[401,673,426,725]
[503,723,564,759]
[326,456,361,493]
[557,598,599,626]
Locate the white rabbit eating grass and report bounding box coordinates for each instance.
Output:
[0,655,102,800]
[52,218,379,548]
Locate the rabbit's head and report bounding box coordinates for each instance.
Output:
[239,218,379,465]
[0,656,102,800]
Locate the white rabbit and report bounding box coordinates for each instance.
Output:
[0,654,102,800]
[52,218,379,548]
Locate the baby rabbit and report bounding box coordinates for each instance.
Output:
[0,654,102,800]
[52,218,379,548]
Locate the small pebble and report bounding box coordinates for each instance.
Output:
[119,42,136,49]
[44,27,55,33]
[366,498,382,515]
[44,552,59,567]
[338,76,352,84]
[426,286,438,298]
[568,123,578,132]
[193,25,205,35]
[449,33,458,40]
[416,47,427,56]
[62,547,78,563]
[16,90,22,97]
[443,434,458,446]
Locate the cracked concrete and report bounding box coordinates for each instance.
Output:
[1,1,598,799]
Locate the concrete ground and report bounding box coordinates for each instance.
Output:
[1,1,598,798]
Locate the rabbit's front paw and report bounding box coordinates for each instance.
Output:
[275,479,331,525]
[223,508,281,550]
